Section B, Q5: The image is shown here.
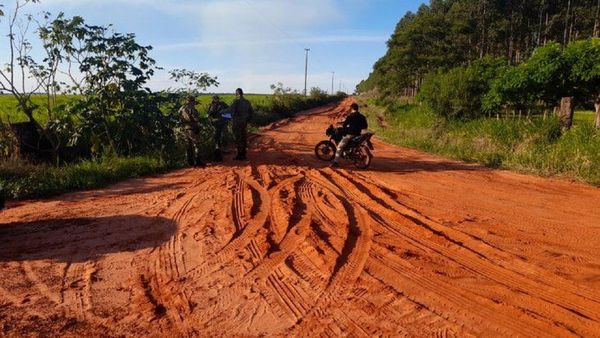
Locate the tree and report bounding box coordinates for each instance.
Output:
[270,82,297,95]
[358,0,600,99]
[37,13,185,156]
[564,38,600,128]
[420,56,506,120]
[524,41,570,124]
[0,0,69,160]
[0,0,43,121]
[168,69,219,97]
[309,87,328,101]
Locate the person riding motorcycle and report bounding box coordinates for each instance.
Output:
[331,103,368,168]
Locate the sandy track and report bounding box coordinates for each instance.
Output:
[1,98,600,337]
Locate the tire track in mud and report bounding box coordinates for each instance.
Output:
[289,176,373,337]
[183,172,376,334]
[367,247,545,337]
[340,169,600,313]
[313,168,600,336]
[351,170,600,303]
[131,176,225,334]
[190,178,311,321]
[60,261,97,320]
[180,175,314,332]
[185,174,272,281]
[22,261,61,305]
[345,273,455,337]
[232,175,246,234]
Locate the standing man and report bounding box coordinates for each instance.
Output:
[332,103,368,168]
[207,95,229,161]
[178,96,206,167]
[229,88,254,161]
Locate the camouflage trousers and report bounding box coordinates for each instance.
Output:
[334,135,355,163]
[184,128,203,166]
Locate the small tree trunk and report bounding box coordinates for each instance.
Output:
[559,96,575,130]
[595,95,600,128]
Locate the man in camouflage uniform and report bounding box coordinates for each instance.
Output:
[207,95,229,158]
[178,96,206,167]
[229,88,254,161]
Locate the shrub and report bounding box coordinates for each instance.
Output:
[419,57,506,120]
[309,87,329,101]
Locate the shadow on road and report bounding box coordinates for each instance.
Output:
[0,215,177,262]
[60,182,187,201]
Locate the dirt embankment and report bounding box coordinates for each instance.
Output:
[1,98,600,337]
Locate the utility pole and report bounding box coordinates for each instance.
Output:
[331,71,335,95]
[304,48,310,96]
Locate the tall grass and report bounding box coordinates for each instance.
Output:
[360,97,600,186]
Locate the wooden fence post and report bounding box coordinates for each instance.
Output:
[595,95,600,128]
[559,97,575,129]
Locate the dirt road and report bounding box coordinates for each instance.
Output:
[1,98,600,337]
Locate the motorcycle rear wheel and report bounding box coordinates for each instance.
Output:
[315,140,336,161]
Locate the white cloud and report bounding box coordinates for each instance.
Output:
[160,0,344,55]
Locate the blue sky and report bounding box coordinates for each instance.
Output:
[1,0,426,93]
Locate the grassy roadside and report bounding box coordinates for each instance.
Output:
[358,96,600,186]
[1,156,179,200]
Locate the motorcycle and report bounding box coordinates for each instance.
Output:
[314,125,375,169]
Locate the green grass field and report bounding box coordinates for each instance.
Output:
[0,94,77,123]
[0,93,273,124]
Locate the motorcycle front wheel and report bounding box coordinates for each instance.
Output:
[315,140,337,161]
[352,145,373,169]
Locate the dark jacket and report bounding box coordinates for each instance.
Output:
[342,111,368,136]
[230,97,254,125]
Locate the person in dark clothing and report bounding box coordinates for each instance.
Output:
[208,95,229,161]
[332,103,368,168]
[228,88,254,161]
[178,96,206,167]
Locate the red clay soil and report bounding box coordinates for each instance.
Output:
[1,98,600,337]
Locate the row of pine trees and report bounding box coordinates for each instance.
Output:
[358,0,599,98]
